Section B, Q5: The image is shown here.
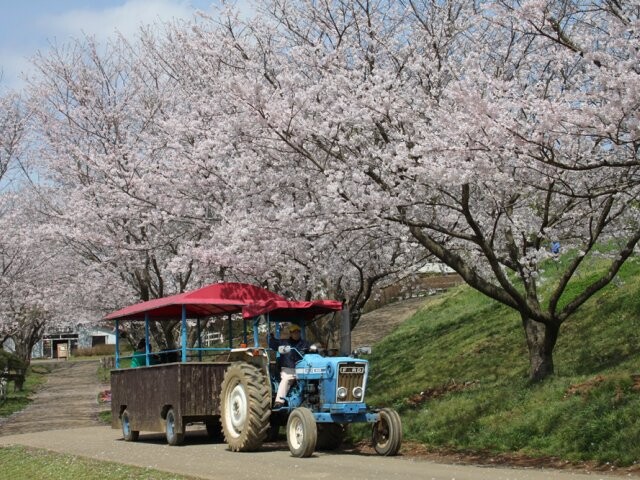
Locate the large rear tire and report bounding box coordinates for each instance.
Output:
[372,408,402,456]
[286,407,317,458]
[121,409,139,442]
[165,408,184,446]
[220,362,271,452]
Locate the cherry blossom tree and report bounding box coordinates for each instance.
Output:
[206,0,639,381]
[0,90,33,363]
[135,15,429,332]
[0,90,26,189]
[0,188,85,368]
[15,1,637,383]
[25,35,212,348]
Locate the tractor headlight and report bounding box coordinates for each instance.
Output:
[337,386,348,400]
[353,386,363,399]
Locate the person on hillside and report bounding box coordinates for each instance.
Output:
[268,323,310,408]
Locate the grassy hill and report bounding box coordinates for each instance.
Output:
[362,255,640,466]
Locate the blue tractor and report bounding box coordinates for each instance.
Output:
[219,299,402,458]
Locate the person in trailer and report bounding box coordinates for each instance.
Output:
[130,339,158,368]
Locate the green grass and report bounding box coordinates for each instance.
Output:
[97,364,111,383]
[362,255,640,466]
[0,446,200,479]
[0,363,53,418]
[98,410,111,424]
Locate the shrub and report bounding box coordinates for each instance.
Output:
[0,350,25,371]
[74,345,116,357]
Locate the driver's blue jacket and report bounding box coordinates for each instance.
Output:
[268,335,311,368]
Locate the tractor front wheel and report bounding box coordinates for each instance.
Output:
[220,362,271,451]
[286,407,317,458]
[372,408,402,456]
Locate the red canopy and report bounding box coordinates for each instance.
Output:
[242,299,343,320]
[104,282,285,321]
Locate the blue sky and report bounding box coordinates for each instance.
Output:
[0,0,242,91]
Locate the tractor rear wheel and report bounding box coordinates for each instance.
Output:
[316,423,346,450]
[220,362,271,452]
[286,407,317,458]
[372,408,402,456]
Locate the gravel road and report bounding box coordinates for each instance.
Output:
[0,359,104,436]
[0,358,633,480]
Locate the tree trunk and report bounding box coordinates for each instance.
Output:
[11,332,38,392]
[12,341,31,372]
[521,314,559,382]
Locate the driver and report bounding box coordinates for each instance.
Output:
[268,323,310,408]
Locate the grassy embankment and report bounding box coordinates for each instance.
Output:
[362,252,640,466]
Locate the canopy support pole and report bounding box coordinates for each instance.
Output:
[274,315,280,339]
[340,305,351,356]
[181,305,187,363]
[242,318,248,346]
[145,313,150,366]
[197,317,202,361]
[115,319,120,369]
[228,314,233,349]
[253,318,260,348]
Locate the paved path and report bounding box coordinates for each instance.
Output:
[0,426,628,480]
[0,360,104,436]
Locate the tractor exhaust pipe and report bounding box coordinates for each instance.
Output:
[340,305,351,356]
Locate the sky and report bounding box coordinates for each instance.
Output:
[0,0,244,91]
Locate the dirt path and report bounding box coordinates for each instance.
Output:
[351,296,430,349]
[0,360,104,436]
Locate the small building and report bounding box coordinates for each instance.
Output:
[31,325,116,359]
[79,326,117,348]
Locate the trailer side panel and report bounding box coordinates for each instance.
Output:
[111,362,229,434]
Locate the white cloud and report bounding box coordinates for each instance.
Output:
[41,0,198,43]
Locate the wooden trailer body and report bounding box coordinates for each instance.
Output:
[111,362,229,434]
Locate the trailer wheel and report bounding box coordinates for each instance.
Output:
[372,408,402,456]
[316,423,346,451]
[121,409,139,442]
[286,407,317,458]
[220,362,271,452]
[165,408,184,446]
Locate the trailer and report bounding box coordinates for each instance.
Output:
[106,282,284,444]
